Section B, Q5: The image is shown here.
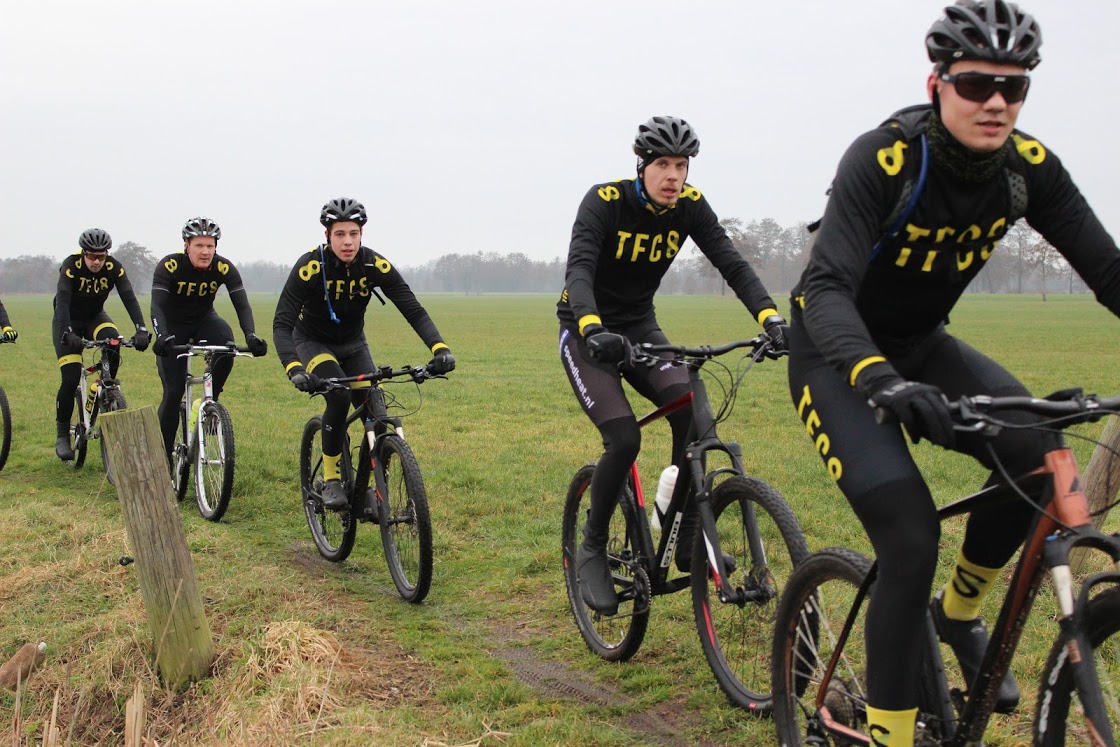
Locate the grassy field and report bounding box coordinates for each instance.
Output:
[0,292,1116,746]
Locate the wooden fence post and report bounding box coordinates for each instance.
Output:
[99,406,215,689]
[1072,416,1120,573]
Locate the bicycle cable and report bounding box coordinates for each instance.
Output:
[980,406,1120,530]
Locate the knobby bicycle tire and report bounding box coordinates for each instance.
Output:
[772,547,953,746]
[561,464,650,662]
[300,416,356,562]
[0,385,10,471]
[1034,585,1120,746]
[377,434,433,603]
[99,388,127,485]
[70,388,88,468]
[195,401,235,522]
[690,475,809,714]
[172,401,191,502]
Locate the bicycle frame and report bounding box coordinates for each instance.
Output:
[815,438,1120,745]
[623,347,768,605]
[75,340,125,445]
[175,343,250,455]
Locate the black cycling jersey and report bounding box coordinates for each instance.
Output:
[273,245,445,373]
[793,107,1120,388]
[52,253,145,332]
[150,252,256,339]
[556,177,778,334]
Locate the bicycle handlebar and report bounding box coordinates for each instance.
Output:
[631,334,778,365]
[315,364,436,393]
[171,342,253,358]
[82,337,135,350]
[875,389,1120,431]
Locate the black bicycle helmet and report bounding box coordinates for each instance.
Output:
[78,228,112,253]
[632,116,700,160]
[182,217,222,242]
[927,0,1042,70]
[319,197,368,228]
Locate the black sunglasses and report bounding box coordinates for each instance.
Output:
[83,251,108,259]
[940,71,1031,104]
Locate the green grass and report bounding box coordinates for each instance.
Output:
[0,292,1117,745]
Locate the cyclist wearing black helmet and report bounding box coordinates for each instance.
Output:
[149,217,268,465]
[273,197,455,511]
[557,115,788,615]
[0,299,16,342]
[788,2,1120,742]
[52,228,150,461]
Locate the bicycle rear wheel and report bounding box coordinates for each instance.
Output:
[1034,586,1120,746]
[0,385,10,471]
[690,475,809,714]
[172,401,191,502]
[561,464,650,662]
[195,401,235,521]
[70,387,88,468]
[99,388,127,484]
[300,416,356,562]
[377,434,432,603]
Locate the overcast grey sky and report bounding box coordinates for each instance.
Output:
[2,0,1115,268]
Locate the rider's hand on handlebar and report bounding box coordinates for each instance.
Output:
[246,332,268,357]
[289,369,322,393]
[1,326,16,342]
[868,377,956,448]
[152,334,176,357]
[427,347,455,375]
[133,326,151,352]
[585,327,631,366]
[762,315,790,359]
[61,329,81,349]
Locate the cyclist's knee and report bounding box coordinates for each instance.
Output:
[599,417,640,463]
[855,478,940,580]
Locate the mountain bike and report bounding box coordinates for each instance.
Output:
[771,389,1120,746]
[300,363,443,603]
[0,338,13,471]
[168,341,254,522]
[561,335,809,713]
[67,337,134,482]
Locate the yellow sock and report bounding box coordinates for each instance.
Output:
[865,706,916,747]
[941,549,1001,621]
[323,453,341,481]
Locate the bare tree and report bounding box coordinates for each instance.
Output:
[113,242,157,294]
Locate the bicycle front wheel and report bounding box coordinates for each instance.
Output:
[377,434,432,603]
[0,385,10,471]
[1034,586,1120,746]
[99,388,127,484]
[172,401,191,502]
[300,416,356,562]
[772,547,875,746]
[70,387,88,468]
[690,475,809,714]
[561,464,650,662]
[195,401,235,522]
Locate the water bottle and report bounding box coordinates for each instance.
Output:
[85,381,99,413]
[651,465,678,531]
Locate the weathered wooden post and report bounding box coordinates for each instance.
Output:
[99,406,215,689]
[1072,416,1120,573]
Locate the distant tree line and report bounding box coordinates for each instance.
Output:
[0,219,1089,297]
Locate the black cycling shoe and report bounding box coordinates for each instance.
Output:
[320,479,349,511]
[55,436,74,462]
[54,422,74,461]
[930,592,1020,713]
[576,540,619,616]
